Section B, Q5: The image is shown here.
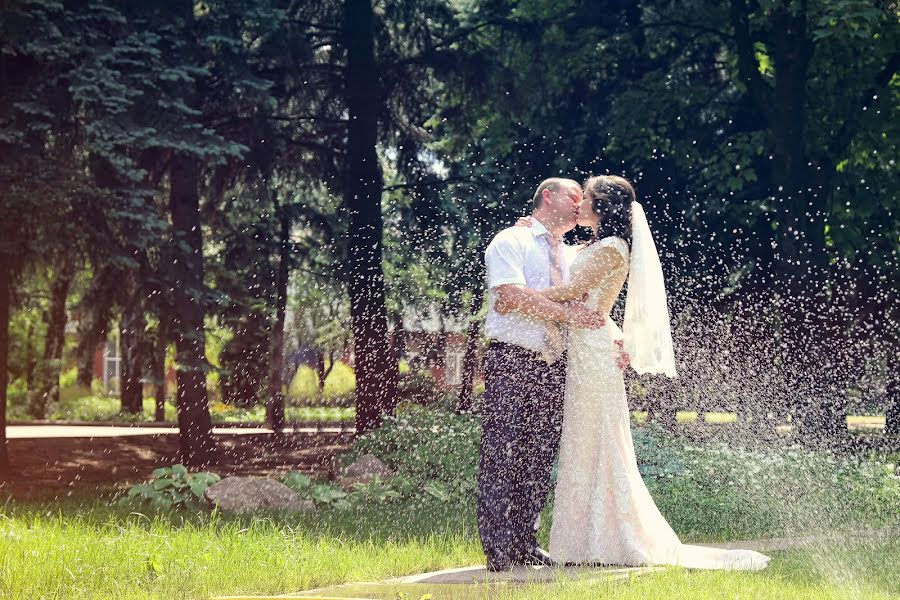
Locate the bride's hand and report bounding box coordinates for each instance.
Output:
[514,216,534,228]
[614,339,630,371]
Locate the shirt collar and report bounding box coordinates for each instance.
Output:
[529,217,551,237]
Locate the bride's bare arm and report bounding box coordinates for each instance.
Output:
[539,246,625,303]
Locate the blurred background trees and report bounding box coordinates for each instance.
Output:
[1,0,897,476]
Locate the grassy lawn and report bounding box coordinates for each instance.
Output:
[631,411,886,429]
[12,392,886,432]
[7,394,356,424]
[0,496,897,599]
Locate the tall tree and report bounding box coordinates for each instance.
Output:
[29,254,76,418]
[168,153,218,464]
[266,190,290,432]
[0,258,11,477]
[344,0,399,434]
[119,278,147,415]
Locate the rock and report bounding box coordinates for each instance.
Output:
[336,454,395,490]
[204,476,316,513]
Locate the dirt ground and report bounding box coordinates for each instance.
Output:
[0,429,355,502]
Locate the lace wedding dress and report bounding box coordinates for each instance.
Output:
[548,237,770,571]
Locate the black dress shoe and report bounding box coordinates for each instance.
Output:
[486,557,513,572]
[521,546,557,567]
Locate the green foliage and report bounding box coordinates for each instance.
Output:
[649,438,900,540]
[119,465,220,511]
[57,367,78,389]
[396,370,452,409]
[280,471,414,510]
[344,405,900,539]
[631,425,688,479]
[280,471,349,509]
[5,379,27,409]
[345,406,482,503]
[288,362,356,407]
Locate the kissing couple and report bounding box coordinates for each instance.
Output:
[477,175,770,571]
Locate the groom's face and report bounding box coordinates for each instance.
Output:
[543,184,582,230]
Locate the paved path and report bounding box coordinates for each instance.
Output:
[214,565,659,600]
[6,425,352,439]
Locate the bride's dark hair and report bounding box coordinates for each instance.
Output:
[583,175,635,246]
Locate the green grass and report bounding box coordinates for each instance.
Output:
[211,404,355,423]
[288,361,356,405]
[0,498,481,599]
[0,496,897,600]
[8,394,356,424]
[630,411,885,429]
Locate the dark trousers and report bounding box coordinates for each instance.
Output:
[476,341,566,565]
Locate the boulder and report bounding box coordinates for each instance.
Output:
[204,476,316,513]
[336,454,395,490]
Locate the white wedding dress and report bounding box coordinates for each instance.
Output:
[548,236,770,571]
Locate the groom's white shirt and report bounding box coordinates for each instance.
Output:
[484,218,574,353]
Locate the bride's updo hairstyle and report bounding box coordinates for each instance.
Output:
[584,175,635,247]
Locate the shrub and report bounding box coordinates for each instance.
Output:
[631,424,687,479]
[396,371,449,408]
[342,406,900,537]
[345,405,481,503]
[119,465,221,511]
[280,471,414,510]
[58,366,78,389]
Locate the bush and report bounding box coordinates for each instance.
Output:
[58,367,78,389]
[280,471,415,510]
[119,465,221,511]
[647,435,900,539]
[342,406,900,537]
[396,370,454,409]
[345,405,482,503]
[631,424,688,479]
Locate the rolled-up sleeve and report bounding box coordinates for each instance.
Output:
[486,232,527,289]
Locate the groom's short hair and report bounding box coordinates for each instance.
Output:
[533,178,579,209]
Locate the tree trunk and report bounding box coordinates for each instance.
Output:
[30,255,75,418]
[24,319,35,388]
[344,0,398,436]
[119,287,146,415]
[0,260,11,479]
[731,0,845,443]
[169,152,217,466]
[150,332,167,422]
[76,299,111,388]
[267,203,289,432]
[456,287,484,413]
[315,350,326,402]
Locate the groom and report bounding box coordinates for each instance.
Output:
[477,177,607,571]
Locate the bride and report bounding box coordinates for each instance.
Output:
[520,175,769,570]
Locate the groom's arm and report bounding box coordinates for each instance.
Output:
[495,285,605,329]
[486,230,606,329]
